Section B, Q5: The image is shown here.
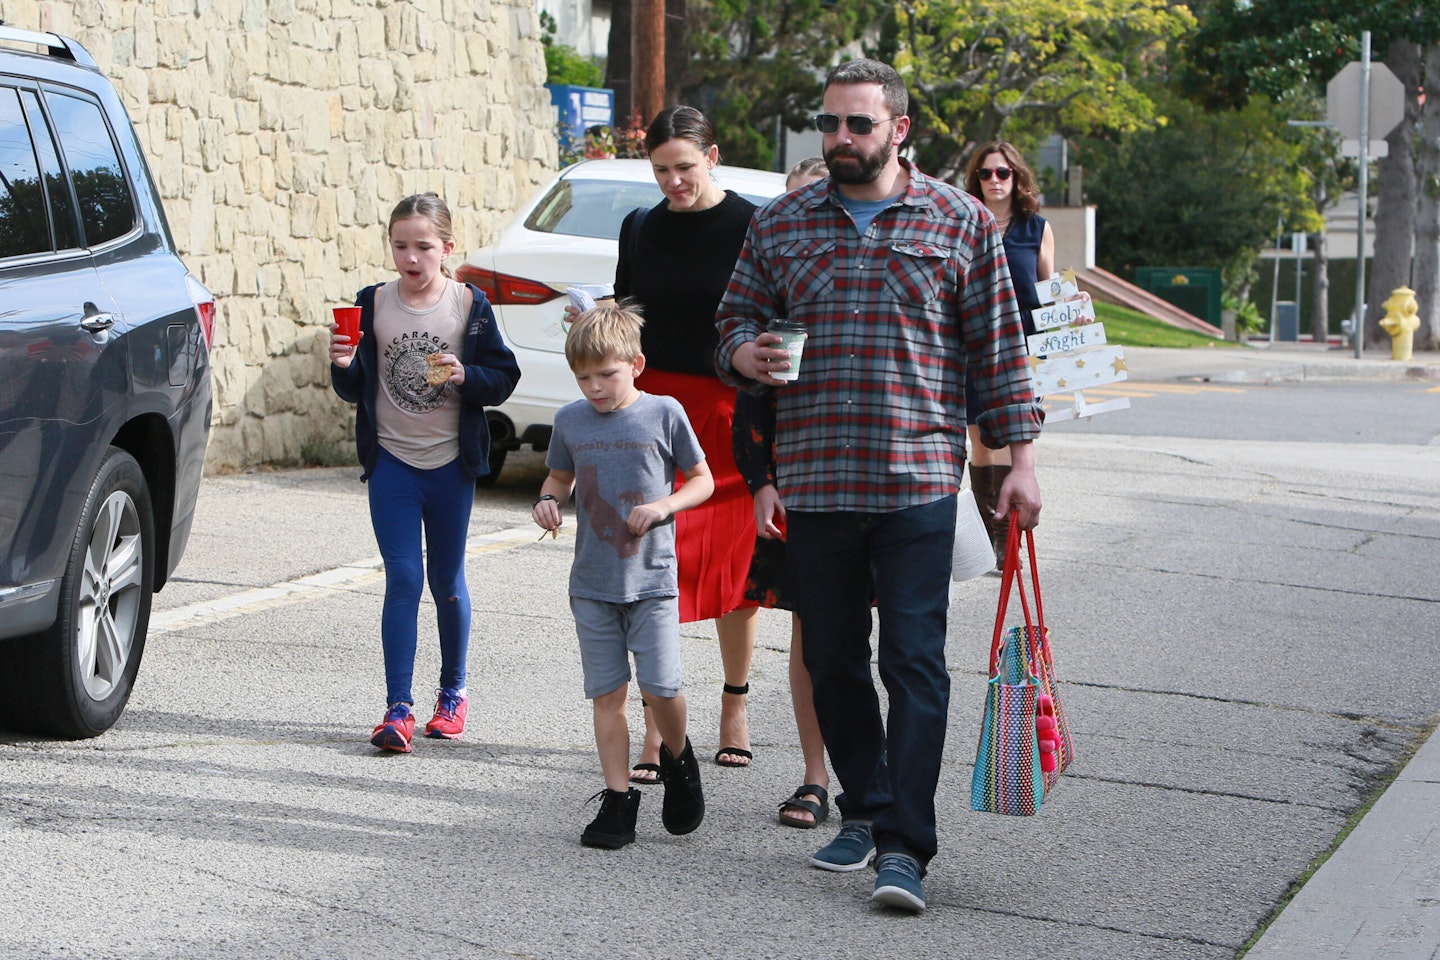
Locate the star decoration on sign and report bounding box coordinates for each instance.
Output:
[1112,355,1129,374]
[1075,358,1086,368]
[1061,267,1079,286]
[1029,355,1045,370]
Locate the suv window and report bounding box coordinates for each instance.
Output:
[23,89,80,250]
[44,90,135,246]
[0,86,50,258]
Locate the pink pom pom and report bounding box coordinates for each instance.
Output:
[1036,715,1056,734]
[1040,752,1058,773]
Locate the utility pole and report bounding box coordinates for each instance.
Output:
[1353,31,1371,359]
[631,0,665,126]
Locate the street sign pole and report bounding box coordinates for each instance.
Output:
[1353,31,1370,359]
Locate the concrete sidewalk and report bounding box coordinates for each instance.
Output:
[1245,727,1440,959]
[1123,340,1440,386]
[1130,341,1440,960]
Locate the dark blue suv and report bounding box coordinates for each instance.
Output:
[0,26,215,738]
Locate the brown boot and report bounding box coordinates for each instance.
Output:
[968,464,1011,565]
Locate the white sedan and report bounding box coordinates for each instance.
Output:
[457,158,788,483]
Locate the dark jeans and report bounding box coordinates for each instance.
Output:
[369,447,474,706]
[789,494,956,867]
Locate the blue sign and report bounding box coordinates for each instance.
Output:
[546,84,614,146]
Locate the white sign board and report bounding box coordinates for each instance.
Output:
[1030,344,1128,397]
[1028,322,1107,357]
[1034,275,1079,306]
[1024,268,1130,422]
[1341,138,1389,159]
[1032,296,1096,332]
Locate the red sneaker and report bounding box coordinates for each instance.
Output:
[424,690,468,739]
[371,702,415,753]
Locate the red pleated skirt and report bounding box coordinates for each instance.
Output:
[642,369,758,623]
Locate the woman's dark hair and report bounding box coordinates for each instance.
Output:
[963,142,1040,218]
[644,106,717,157]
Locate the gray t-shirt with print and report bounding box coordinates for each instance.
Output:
[547,392,705,603]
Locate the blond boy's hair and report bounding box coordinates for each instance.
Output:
[565,302,645,369]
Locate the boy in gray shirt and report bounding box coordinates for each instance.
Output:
[532,304,714,849]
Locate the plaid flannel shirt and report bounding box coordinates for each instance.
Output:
[715,159,1043,513]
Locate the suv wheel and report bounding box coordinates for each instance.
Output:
[0,448,155,738]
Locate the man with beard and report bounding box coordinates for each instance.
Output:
[714,58,1043,913]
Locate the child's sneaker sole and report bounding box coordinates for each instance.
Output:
[370,724,413,753]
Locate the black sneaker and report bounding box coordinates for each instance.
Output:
[581,788,641,849]
[657,737,705,835]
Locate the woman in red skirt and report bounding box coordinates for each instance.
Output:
[610,106,762,779]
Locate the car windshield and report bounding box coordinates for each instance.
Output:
[524,179,775,240]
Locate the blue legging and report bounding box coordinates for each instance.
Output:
[368,447,473,706]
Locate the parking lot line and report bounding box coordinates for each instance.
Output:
[149,526,540,636]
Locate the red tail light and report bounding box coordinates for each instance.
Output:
[455,264,562,306]
[186,273,216,349]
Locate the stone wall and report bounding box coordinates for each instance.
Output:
[6,0,557,470]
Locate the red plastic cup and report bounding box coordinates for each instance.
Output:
[332,306,361,354]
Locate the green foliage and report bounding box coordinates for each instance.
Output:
[540,10,604,88]
[1178,0,1440,111]
[878,0,1196,180]
[679,0,888,170]
[1222,294,1265,335]
[1081,91,1321,298]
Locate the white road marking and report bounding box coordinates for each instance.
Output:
[149,525,542,635]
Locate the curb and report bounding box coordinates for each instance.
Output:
[1195,362,1440,384]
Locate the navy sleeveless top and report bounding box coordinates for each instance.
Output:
[1004,213,1047,336]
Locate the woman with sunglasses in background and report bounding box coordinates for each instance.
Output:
[963,142,1055,561]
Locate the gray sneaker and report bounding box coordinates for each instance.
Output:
[809,821,876,871]
[871,852,926,912]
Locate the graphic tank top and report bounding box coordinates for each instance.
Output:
[373,279,466,469]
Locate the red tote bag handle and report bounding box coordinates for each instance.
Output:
[1025,520,1044,628]
[988,514,1038,676]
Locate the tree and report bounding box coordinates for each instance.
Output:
[1415,44,1440,349]
[677,0,887,170]
[540,11,604,88]
[879,0,1195,180]
[1366,40,1421,348]
[1081,93,1322,301]
[1178,1,1440,348]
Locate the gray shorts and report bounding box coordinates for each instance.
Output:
[569,595,683,700]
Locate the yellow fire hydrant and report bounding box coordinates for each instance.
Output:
[1380,287,1420,360]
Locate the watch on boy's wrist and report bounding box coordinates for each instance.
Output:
[535,493,559,506]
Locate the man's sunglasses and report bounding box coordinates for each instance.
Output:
[813,113,900,136]
[977,166,1013,181]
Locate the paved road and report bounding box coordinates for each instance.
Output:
[2,347,1437,959]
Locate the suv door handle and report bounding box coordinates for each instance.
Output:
[80,303,115,333]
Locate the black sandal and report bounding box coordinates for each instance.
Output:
[778,784,830,829]
[630,697,662,783]
[629,763,661,784]
[715,682,752,767]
